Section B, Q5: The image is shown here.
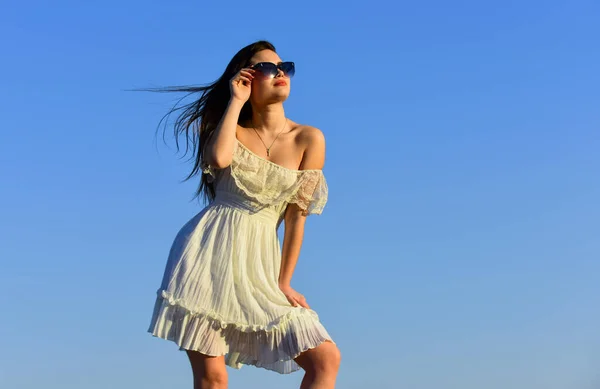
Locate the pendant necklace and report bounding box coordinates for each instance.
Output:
[252,118,288,157]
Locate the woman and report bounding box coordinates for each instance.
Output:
[147,40,341,389]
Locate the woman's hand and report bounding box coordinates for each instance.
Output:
[279,284,310,309]
[230,68,255,103]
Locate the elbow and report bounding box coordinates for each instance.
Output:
[211,155,232,169]
[284,203,308,223]
[206,145,233,169]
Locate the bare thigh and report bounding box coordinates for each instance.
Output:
[186,350,228,389]
[294,340,342,374]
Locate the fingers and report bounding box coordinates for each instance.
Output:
[240,70,255,81]
[297,300,310,309]
[281,287,310,309]
[297,296,310,309]
[236,76,253,84]
[231,69,255,84]
[289,295,310,309]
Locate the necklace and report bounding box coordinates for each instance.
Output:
[251,118,288,157]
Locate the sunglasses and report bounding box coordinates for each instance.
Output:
[250,61,295,79]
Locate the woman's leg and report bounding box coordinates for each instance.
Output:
[185,350,228,389]
[294,341,341,389]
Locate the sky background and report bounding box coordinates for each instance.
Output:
[1,1,599,388]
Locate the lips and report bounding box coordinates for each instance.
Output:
[274,80,287,86]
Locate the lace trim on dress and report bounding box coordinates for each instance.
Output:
[202,140,328,215]
[230,141,328,215]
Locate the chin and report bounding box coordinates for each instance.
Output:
[267,91,290,104]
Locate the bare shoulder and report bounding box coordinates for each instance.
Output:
[296,125,325,146]
[294,124,326,170]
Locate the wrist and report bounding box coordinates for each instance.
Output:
[228,97,247,109]
[278,280,291,289]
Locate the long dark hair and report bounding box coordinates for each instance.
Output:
[145,40,276,204]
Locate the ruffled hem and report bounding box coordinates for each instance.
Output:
[148,290,334,374]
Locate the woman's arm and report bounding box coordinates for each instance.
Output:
[204,99,244,168]
[278,127,326,308]
[205,69,255,168]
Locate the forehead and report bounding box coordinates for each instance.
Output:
[249,50,282,65]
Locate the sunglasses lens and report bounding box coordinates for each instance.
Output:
[254,63,278,78]
[279,62,296,78]
[280,62,295,78]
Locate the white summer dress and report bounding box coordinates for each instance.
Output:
[147,138,334,374]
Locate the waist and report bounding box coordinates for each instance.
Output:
[212,191,280,224]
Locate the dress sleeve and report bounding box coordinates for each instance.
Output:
[287,170,329,216]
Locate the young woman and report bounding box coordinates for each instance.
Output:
[147,41,341,389]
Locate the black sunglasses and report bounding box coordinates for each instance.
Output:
[250,61,295,79]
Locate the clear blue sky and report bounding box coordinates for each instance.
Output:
[1,1,599,388]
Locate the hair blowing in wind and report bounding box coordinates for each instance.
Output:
[140,40,277,204]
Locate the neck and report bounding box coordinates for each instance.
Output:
[251,103,287,134]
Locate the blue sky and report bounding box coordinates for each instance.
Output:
[1,1,599,388]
